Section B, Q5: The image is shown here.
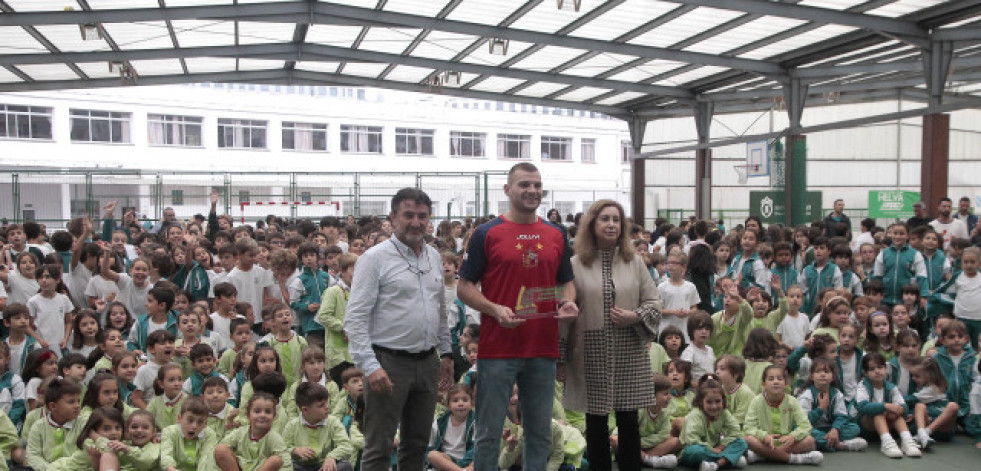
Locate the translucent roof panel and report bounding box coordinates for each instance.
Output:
[74,62,122,79]
[35,25,116,53]
[237,59,288,71]
[102,22,177,50]
[459,40,537,67]
[305,25,363,48]
[628,7,745,49]
[513,82,570,98]
[739,24,857,60]
[866,0,948,18]
[88,0,161,9]
[17,63,79,81]
[0,27,47,54]
[127,59,184,76]
[169,21,237,48]
[569,1,681,41]
[509,2,594,35]
[654,66,727,86]
[594,91,647,106]
[357,28,421,55]
[468,76,526,94]
[383,65,434,84]
[447,0,529,27]
[684,16,807,55]
[554,87,613,102]
[238,22,297,45]
[564,53,640,78]
[384,0,447,18]
[511,46,589,73]
[0,68,24,83]
[340,63,390,78]
[295,62,341,74]
[411,31,479,61]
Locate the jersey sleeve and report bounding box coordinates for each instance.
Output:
[458,226,488,283]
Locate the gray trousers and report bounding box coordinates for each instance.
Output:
[360,348,439,471]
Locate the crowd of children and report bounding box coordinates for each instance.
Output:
[1,205,981,471]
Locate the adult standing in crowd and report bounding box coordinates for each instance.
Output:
[955,196,978,234]
[907,201,931,230]
[930,196,969,249]
[458,163,579,471]
[344,188,454,471]
[824,199,851,237]
[561,200,662,471]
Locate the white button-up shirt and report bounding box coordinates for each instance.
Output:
[344,237,450,376]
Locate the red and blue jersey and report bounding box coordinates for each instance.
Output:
[459,216,573,359]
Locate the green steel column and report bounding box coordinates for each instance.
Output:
[482,172,489,217]
[786,135,807,226]
[223,173,232,215]
[12,173,20,223]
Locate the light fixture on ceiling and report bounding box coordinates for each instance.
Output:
[67,7,104,41]
[111,61,138,85]
[442,71,461,86]
[823,91,840,103]
[426,75,442,86]
[772,95,786,111]
[556,0,582,12]
[488,38,509,56]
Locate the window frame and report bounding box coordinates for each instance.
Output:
[0,104,53,141]
[282,121,328,152]
[217,118,268,149]
[497,134,531,160]
[69,109,132,144]
[581,138,596,163]
[540,135,572,161]
[394,127,435,156]
[449,130,487,158]
[147,114,204,147]
[340,124,383,154]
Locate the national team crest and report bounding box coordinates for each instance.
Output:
[522,250,539,268]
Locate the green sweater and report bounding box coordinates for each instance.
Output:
[498,419,565,471]
[680,409,741,448]
[748,297,789,332]
[0,410,17,462]
[49,437,110,471]
[210,426,292,471]
[638,407,672,450]
[147,392,187,431]
[743,393,812,442]
[709,301,754,357]
[743,360,772,395]
[27,412,78,471]
[160,424,218,471]
[207,402,237,440]
[726,383,756,427]
[119,441,161,471]
[281,415,353,465]
[317,284,353,369]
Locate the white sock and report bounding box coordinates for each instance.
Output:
[899,430,913,441]
[789,453,805,464]
[881,433,894,443]
[921,427,932,436]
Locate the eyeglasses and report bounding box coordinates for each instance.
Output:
[391,240,432,276]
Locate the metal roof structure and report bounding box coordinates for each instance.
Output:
[2,1,981,140]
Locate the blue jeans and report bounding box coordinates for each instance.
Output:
[473,357,556,471]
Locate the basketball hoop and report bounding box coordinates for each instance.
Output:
[734,165,751,185]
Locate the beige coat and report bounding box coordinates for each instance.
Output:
[561,250,662,414]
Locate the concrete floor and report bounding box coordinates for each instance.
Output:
[611,436,979,470]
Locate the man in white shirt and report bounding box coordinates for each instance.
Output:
[344,188,453,471]
[930,197,969,249]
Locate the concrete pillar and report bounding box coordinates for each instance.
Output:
[921,113,950,216]
[628,117,647,226]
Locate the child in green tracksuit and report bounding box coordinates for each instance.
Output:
[678,376,748,471]
[260,304,309,390]
[119,410,162,471]
[147,363,187,430]
[796,358,866,452]
[213,392,292,471]
[708,287,754,357]
[498,386,565,471]
[716,355,755,426]
[426,385,475,471]
[47,407,123,471]
[640,374,681,469]
[26,378,82,471]
[202,377,237,441]
[743,365,822,465]
[282,382,354,471]
[160,397,218,471]
[665,359,696,434]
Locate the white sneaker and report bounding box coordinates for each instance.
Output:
[699,461,719,471]
[881,439,903,458]
[745,450,761,464]
[839,437,868,451]
[803,451,824,465]
[917,430,934,449]
[652,455,678,469]
[900,437,922,457]
[733,456,747,468]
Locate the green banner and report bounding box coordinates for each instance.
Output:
[749,190,822,225]
[868,190,919,218]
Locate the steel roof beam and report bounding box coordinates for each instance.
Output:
[0,42,696,99]
[0,1,784,75]
[665,0,927,38]
[933,27,981,41]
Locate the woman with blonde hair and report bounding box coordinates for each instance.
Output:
[561,199,663,471]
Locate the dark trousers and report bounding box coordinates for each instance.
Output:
[360,348,439,471]
[586,410,641,471]
[293,459,353,471]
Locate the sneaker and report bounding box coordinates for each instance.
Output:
[917,430,934,449]
[699,461,719,471]
[840,438,868,451]
[900,437,922,457]
[733,456,747,468]
[652,455,678,469]
[803,451,824,465]
[881,439,903,459]
[745,450,761,464]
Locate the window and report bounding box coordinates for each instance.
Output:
[395,128,434,155]
[621,140,634,163]
[340,125,382,153]
[171,190,184,206]
[497,134,531,159]
[450,131,486,158]
[283,122,327,151]
[0,105,52,140]
[148,114,203,147]
[70,109,131,143]
[238,190,251,203]
[555,201,575,218]
[218,118,267,149]
[359,201,387,216]
[581,138,596,163]
[541,136,572,161]
[300,191,312,203]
